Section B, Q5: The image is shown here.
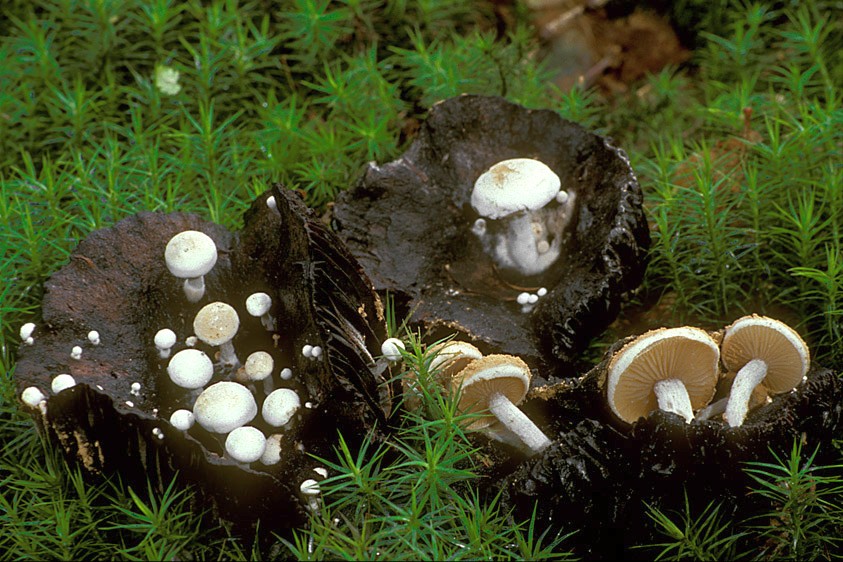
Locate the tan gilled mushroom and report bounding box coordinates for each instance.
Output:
[722,315,809,428]
[607,327,720,424]
[403,340,483,409]
[450,354,551,455]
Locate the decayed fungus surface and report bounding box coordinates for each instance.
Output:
[333,95,649,369]
[489,333,843,558]
[14,187,391,536]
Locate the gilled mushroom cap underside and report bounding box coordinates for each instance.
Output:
[607,328,719,423]
[721,316,809,394]
[451,354,531,429]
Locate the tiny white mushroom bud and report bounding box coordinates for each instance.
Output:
[70,346,83,360]
[381,338,405,362]
[87,330,100,345]
[302,344,313,358]
[471,218,487,236]
[527,293,539,304]
[310,346,323,359]
[185,336,198,347]
[556,190,569,204]
[266,196,277,211]
[246,292,275,331]
[313,467,328,478]
[170,409,195,430]
[300,478,321,512]
[152,427,164,439]
[21,386,46,408]
[125,400,134,407]
[516,292,531,305]
[537,287,548,297]
[154,329,177,359]
[225,426,267,464]
[52,374,76,394]
[130,382,141,396]
[280,367,293,380]
[20,323,36,343]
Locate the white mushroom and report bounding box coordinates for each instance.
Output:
[164,230,218,303]
[262,388,301,427]
[20,322,36,345]
[260,434,285,465]
[721,315,809,428]
[169,409,195,431]
[237,350,275,394]
[193,381,257,433]
[51,374,76,394]
[299,478,321,512]
[280,367,293,381]
[167,349,214,389]
[154,328,177,359]
[470,158,575,277]
[193,302,240,367]
[21,386,46,408]
[246,292,275,331]
[381,338,405,362]
[87,330,100,345]
[70,346,82,360]
[225,426,267,464]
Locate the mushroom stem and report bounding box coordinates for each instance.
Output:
[653,378,695,423]
[695,396,727,421]
[724,358,768,427]
[183,276,206,303]
[219,340,240,367]
[487,391,551,454]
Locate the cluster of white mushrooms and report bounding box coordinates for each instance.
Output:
[388,336,552,456]
[606,314,810,428]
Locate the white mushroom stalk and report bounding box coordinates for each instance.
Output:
[470,158,575,277]
[721,315,809,428]
[193,302,241,367]
[652,379,695,423]
[164,230,218,303]
[486,390,551,454]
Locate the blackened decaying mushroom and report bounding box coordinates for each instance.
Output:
[490,335,843,559]
[14,188,391,538]
[333,95,649,372]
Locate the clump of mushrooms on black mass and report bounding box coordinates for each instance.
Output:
[13,187,394,536]
[333,95,649,372]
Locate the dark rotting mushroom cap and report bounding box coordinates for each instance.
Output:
[13,188,391,538]
[333,95,649,372]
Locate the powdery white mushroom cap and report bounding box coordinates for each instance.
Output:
[262,388,301,427]
[607,327,720,424]
[381,338,405,362]
[193,381,257,433]
[167,349,214,389]
[21,386,46,408]
[164,230,218,279]
[721,314,809,394]
[243,351,274,381]
[260,434,284,465]
[471,158,562,220]
[51,374,76,394]
[87,330,101,345]
[451,354,531,430]
[154,328,177,350]
[20,322,36,341]
[246,292,272,317]
[225,426,267,463]
[169,409,195,431]
[193,302,240,346]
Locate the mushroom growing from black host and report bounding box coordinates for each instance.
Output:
[721,315,809,428]
[164,230,218,303]
[246,292,275,331]
[193,301,241,367]
[193,381,257,434]
[450,354,551,455]
[607,327,720,424]
[471,158,575,277]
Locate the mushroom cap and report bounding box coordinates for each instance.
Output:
[245,292,272,317]
[21,386,46,408]
[607,327,720,424]
[169,409,195,431]
[51,374,76,394]
[260,434,284,465]
[225,426,267,463]
[450,354,532,430]
[193,381,257,433]
[470,158,562,220]
[167,349,214,389]
[262,388,301,427]
[20,322,36,340]
[193,302,240,346]
[243,351,274,381]
[154,328,177,349]
[428,340,483,380]
[721,314,809,394]
[164,230,218,279]
[381,338,405,361]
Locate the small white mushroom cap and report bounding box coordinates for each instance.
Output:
[260,434,284,465]
[242,351,274,382]
[300,478,320,495]
[193,381,257,433]
[51,374,76,394]
[193,302,240,346]
[225,426,267,463]
[262,388,301,427]
[169,409,195,431]
[280,367,293,380]
[381,338,405,362]
[70,346,83,360]
[246,292,272,318]
[20,322,36,341]
[164,230,218,279]
[154,329,177,357]
[87,330,101,345]
[471,158,561,219]
[167,349,214,389]
[21,386,46,408]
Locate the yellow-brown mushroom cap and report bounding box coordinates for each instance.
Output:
[720,314,809,394]
[450,354,531,430]
[607,327,720,424]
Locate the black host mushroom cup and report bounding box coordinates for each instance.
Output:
[492,322,843,559]
[14,187,395,541]
[333,94,650,375]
